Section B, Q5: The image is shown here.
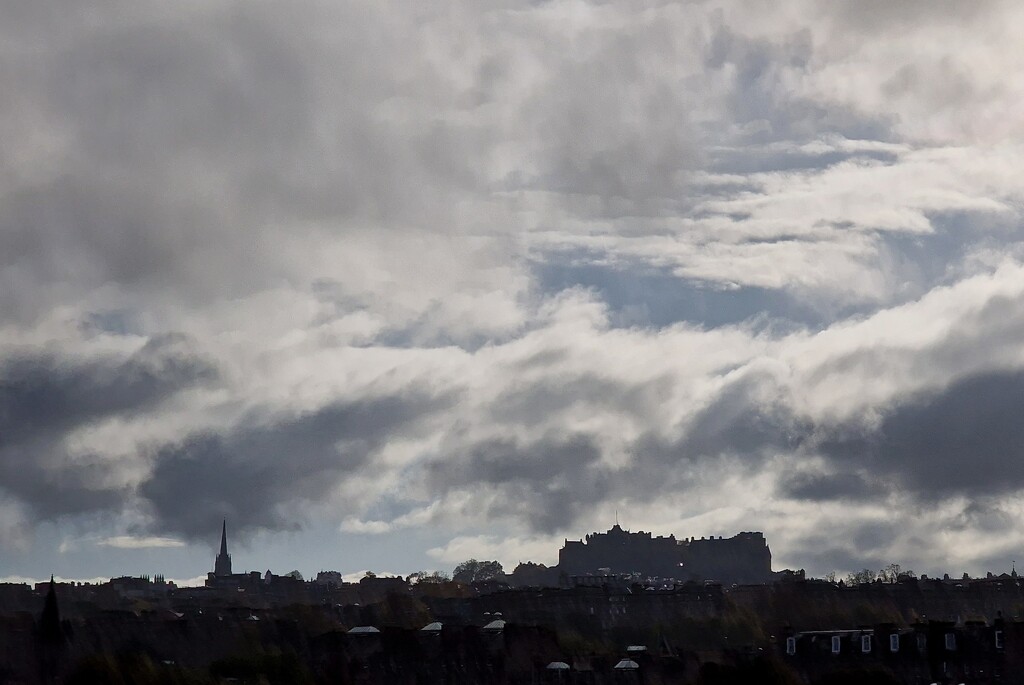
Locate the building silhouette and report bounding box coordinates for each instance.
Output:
[206,520,262,590]
[214,519,232,576]
[558,524,773,584]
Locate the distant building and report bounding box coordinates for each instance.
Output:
[557,524,773,584]
[214,520,232,576]
[315,570,345,586]
[685,531,773,584]
[108,574,171,599]
[560,524,681,579]
[206,520,261,591]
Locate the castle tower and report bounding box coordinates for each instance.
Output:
[214,520,232,576]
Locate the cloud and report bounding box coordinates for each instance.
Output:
[0,334,216,520]
[3,0,1024,580]
[140,391,455,540]
[427,534,562,569]
[339,518,393,535]
[97,536,186,549]
[778,471,881,503]
[425,434,608,534]
[0,334,214,442]
[818,370,1024,498]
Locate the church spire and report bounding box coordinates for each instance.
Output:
[40,575,62,645]
[214,519,232,576]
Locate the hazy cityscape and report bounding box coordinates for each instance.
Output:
[4,521,1024,682]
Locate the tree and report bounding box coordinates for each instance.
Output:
[845,569,877,585]
[408,570,451,584]
[452,559,504,584]
[878,564,901,584]
[285,570,304,581]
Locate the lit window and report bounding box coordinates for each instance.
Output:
[995,630,1004,649]
[889,634,900,652]
[861,635,871,653]
[945,633,956,651]
[786,637,796,655]
[831,636,841,654]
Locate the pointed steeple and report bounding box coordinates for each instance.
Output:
[40,575,62,644]
[214,519,232,576]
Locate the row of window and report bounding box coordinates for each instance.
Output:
[785,631,1004,656]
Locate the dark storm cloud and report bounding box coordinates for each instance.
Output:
[142,391,455,540]
[458,349,1024,521]
[0,457,129,521]
[425,434,609,534]
[0,335,216,518]
[426,372,808,534]
[779,471,881,502]
[849,521,901,553]
[428,434,602,488]
[635,360,1024,507]
[0,335,215,448]
[819,370,1024,497]
[649,363,1024,506]
[677,373,806,458]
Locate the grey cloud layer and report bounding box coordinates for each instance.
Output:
[2,0,1024,575]
[142,391,455,539]
[0,336,215,518]
[818,371,1024,497]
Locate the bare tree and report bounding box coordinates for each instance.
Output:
[846,568,877,585]
[878,563,901,584]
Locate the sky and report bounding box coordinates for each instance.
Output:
[2,0,1024,584]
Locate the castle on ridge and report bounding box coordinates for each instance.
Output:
[556,524,774,584]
